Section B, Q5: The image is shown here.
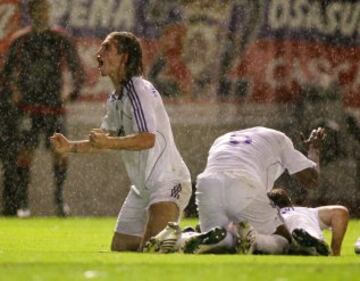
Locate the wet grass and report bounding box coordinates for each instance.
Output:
[0,218,359,281]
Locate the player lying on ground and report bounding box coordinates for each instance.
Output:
[267,188,349,256]
[144,189,349,255]
[144,193,349,256]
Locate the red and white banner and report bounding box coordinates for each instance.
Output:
[1,0,359,106]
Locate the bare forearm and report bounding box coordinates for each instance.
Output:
[331,227,347,256]
[317,206,349,256]
[100,132,155,151]
[69,140,99,153]
[293,145,320,188]
[307,145,320,173]
[330,216,349,256]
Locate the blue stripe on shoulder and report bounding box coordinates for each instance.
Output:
[125,84,143,131]
[129,80,149,131]
[125,81,148,132]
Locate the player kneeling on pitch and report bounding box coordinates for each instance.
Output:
[50,31,191,252]
[267,188,349,256]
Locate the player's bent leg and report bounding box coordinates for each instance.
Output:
[111,232,142,252]
[113,188,148,251]
[195,176,234,253]
[254,232,290,255]
[235,191,290,255]
[256,224,290,255]
[235,223,290,255]
[140,201,180,250]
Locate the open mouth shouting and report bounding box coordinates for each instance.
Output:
[97,55,106,75]
[97,56,104,68]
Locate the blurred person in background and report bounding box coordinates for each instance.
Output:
[0,72,22,216]
[267,188,349,256]
[50,31,191,252]
[2,0,84,217]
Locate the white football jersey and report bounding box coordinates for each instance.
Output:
[280,207,324,240]
[203,126,316,191]
[101,76,190,193]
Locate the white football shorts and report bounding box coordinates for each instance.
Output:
[115,181,192,236]
[280,207,323,240]
[196,171,283,234]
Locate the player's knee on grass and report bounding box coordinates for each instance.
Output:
[111,232,141,252]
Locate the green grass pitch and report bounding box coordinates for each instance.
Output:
[0,218,359,281]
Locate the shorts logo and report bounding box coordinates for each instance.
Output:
[170,183,182,199]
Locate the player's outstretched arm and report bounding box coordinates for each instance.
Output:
[50,133,96,154]
[89,130,155,151]
[317,205,349,256]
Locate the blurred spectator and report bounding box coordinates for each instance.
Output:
[2,0,84,217]
[0,72,22,216]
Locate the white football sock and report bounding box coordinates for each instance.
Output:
[255,233,289,254]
